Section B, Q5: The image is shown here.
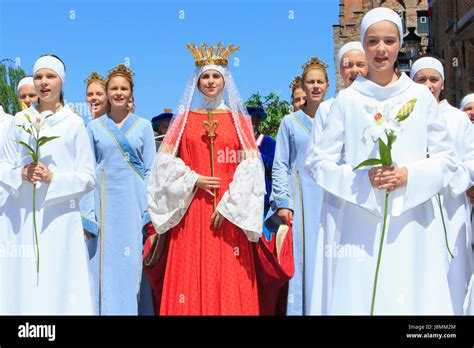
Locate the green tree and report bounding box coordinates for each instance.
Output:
[0,59,26,115]
[245,92,291,138]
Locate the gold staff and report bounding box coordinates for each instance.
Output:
[202,110,219,208]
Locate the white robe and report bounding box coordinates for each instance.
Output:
[0,106,13,312]
[0,106,13,210]
[436,100,474,315]
[0,104,96,315]
[305,97,343,315]
[0,105,12,145]
[305,73,457,315]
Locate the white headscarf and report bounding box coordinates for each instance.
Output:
[410,57,445,80]
[33,55,66,83]
[195,65,228,110]
[338,41,365,68]
[360,7,404,45]
[460,93,474,110]
[17,76,34,93]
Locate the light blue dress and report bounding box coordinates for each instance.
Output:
[266,109,324,315]
[86,113,156,315]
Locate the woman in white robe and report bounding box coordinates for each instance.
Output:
[305,8,457,315]
[460,94,474,124]
[0,105,13,312]
[0,105,13,209]
[410,56,474,315]
[0,55,96,315]
[306,42,368,315]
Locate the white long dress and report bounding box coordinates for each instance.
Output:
[305,74,457,315]
[0,106,13,209]
[436,99,474,314]
[0,106,13,312]
[306,96,345,315]
[0,104,96,315]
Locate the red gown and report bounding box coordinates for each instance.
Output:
[154,110,259,315]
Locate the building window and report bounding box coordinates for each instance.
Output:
[417,11,429,33]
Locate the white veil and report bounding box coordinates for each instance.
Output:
[159,64,259,157]
[148,47,265,242]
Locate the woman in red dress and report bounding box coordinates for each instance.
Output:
[145,43,265,315]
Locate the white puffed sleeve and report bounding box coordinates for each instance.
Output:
[147,153,199,234]
[402,97,457,214]
[217,157,266,242]
[446,116,474,196]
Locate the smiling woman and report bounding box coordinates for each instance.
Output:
[85,72,109,120]
[145,42,265,315]
[85,63,156,315]
[198,69,225,98]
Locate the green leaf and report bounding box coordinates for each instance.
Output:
[23,112,31,123]
[353,158,383,171]
[17,124,32,135]
[379,138,392,166]
[37,136,60,147]
[31,153,38,162]
[395,98,417,122]
[14,140,35,154]
[386,131,396,151]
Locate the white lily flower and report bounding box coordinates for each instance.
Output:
[32,116,42,132]
[362,103,402,142]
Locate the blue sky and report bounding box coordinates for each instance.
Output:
[0,0,339,122]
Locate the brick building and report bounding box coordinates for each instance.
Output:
[333,0,430,90]
[430,0,474,107]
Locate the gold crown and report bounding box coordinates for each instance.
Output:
[84,72,105,86]
[302,57,329,75]
[107,64,135,80]
[164,108,173,113]
[289,76,302,89]
[186,42,240,67]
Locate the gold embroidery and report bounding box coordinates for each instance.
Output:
[98,118,144,180]
[99,168,106,316]
[202,110,219,208]
[292,112,311,134]
[125,117,140,136]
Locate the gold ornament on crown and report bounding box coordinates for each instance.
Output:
[107,64,135,80]
[186,42,240,67]
[84,72,106,86]
[302,57,329,75]
[289,76,303,90]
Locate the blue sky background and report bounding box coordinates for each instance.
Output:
[0,0,339,123]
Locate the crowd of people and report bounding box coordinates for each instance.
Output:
[0,7,473,316]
